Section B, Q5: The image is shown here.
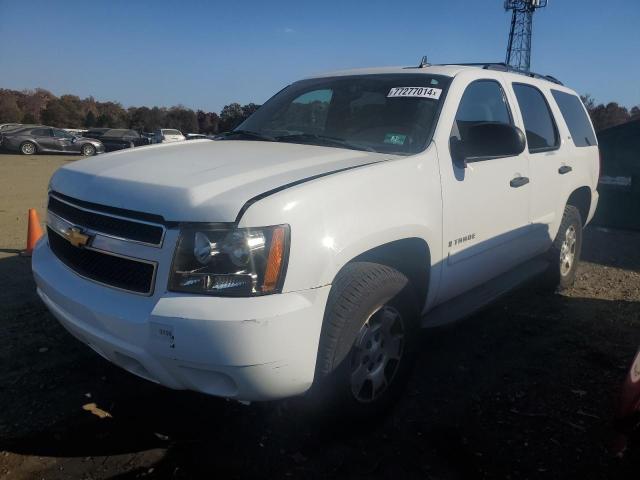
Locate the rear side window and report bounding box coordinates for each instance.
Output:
[513,83,559,152]
[551,90,597,147]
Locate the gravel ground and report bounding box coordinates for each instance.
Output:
[0,153,639,479]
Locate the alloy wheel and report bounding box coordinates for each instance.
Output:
[350,305,405,403]
[22,143,35,154]
[560,225,577,276]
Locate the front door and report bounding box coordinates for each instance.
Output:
[437,78,531,303]
[52,129,75,152]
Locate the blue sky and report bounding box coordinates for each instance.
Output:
[0,0,638,112]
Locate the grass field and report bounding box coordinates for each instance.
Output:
[0,153,77,251]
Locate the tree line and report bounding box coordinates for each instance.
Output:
[579,95,638,132]
[0,87,638,135]
[0,88,260,134]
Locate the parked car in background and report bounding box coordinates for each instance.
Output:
[0,126,104,155]
[64,128,88,137]
[0,123,25,132]
[154,128,185,143]
[141,132,156,144]
[84,128,151,152]
[185,133,211,140]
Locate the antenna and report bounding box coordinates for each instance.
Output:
[504,0,548,72]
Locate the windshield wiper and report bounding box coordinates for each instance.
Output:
[220,130,277,142]
[274,133,376,152]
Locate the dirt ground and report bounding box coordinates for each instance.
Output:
[1,153,639,479]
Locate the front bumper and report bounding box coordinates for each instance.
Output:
[33,237,330,401]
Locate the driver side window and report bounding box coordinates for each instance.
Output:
[451,80,513,142]
[53,129,71,139]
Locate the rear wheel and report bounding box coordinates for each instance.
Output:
[20,141,37,155]
[542,205,583,291]
[310,262,419,417]
[81,144,96,156]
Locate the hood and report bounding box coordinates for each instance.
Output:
[50,140,394,222]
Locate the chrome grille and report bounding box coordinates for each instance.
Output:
[48,193,165,247]
[47,227,157,295]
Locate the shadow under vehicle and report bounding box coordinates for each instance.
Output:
[0,126,104,156]
[83,128,152,152]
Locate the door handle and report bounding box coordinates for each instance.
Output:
[558,165,572,175]
[510,176,530,188]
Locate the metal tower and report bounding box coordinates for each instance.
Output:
[504,0,547,72]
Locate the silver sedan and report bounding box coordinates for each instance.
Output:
[0,126,105,156]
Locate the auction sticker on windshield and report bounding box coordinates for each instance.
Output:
[388,87,442,100]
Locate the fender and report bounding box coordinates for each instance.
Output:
[238,146,444,312]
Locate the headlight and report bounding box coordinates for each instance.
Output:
[169,225,289,296]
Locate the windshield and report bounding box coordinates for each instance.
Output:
[234,74,450,154]
[163,129,182,135]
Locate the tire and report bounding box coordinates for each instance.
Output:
[310,262,419,417]
[542,205,583,291]
[20,141,37,155]
[81,144,96,156]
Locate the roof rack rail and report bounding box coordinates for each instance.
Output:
[443,62,564,86]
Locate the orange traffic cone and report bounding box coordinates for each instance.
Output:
[21,208,44,257]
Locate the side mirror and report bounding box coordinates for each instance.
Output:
[450,122,526,167]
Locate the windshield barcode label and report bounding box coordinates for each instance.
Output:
[387,87,442,100]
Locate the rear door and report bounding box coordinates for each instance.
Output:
[33,128,57,151]
[508,83,563,251]
[438,78,531,302]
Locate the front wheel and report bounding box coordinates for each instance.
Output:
[310,262,418,417]
[542,205,583,291]
[81,144,96,156]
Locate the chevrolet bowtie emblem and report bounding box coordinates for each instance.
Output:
[65,227,91,248]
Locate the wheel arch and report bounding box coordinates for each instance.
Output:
[337,237,431,307]
[566,186,591,225]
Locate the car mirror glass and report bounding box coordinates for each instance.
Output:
[451,123,526,166]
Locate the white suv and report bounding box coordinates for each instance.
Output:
[33,62,599,413]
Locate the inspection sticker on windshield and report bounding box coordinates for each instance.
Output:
[384,133,407,145]
[388,87,442,100]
